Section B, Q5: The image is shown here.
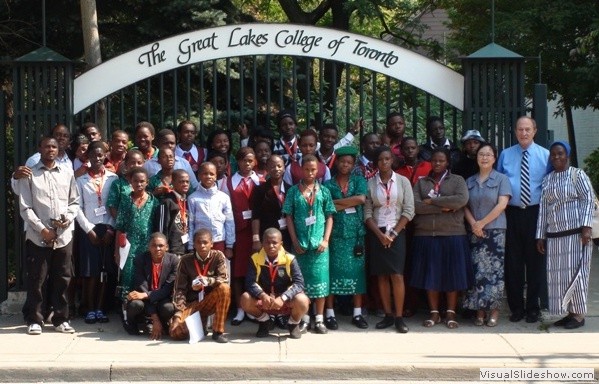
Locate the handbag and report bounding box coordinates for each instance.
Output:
[571,168,599,239]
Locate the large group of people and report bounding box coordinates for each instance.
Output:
[13,112,594,342]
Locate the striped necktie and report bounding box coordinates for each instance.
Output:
[520,150,531,207]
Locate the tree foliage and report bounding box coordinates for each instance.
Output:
[442,0,599,112]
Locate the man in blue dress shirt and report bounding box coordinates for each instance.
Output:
[497,116,549,323]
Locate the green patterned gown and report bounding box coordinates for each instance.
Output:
[115,193,158,296]
[282,183,336,298]
[323,175,368,295]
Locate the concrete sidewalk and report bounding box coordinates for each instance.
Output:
[0,310,597,382]
[1,254,598,382]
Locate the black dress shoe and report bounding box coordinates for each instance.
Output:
[313,321,328,334]
[324,316,338,330]
[230,317,244,326]
[525,311,539,323]
[509,312,524,322]
[212,332,229,343]
[256,321,271,338]
[351,315,369,329]
[395,317,409,333]
[564,318,585,330]
[554,316,572,327]
[375,314,395,329]
[288,323,302,339]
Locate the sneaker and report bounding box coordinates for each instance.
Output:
[256,321,271,338]
[274,315,289,329]
[298,320,308,334]
[212,332,229,343]
[313,321,328,334]
[324,316,338,330]
[288,323,302,339]
[55,321,75,334]
[27,323,42,335]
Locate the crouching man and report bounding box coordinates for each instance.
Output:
[125,233,178,340]
[169,229,231,343]
[241,228,309,339]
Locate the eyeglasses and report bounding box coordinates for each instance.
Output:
[477,153,494,158]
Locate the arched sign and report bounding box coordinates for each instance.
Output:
[73,23,464,113]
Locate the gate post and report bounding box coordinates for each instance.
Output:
[11,47,74,290]
[462,43,526,152]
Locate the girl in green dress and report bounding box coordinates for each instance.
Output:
[115,167,158,298]
[323,147,369,330]
[283,154,336,334]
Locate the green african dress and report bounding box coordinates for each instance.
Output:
[115,193,158,296]
[106,176,132,212]
[282,182,336,298]
[323,175,367,295]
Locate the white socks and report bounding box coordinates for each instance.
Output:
[325,308,335,318]
[315,314,324,323]
[233,308,245,321]
[353,307,362,317]
[287,317,300,325]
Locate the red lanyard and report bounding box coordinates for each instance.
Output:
[300,182,317,215]
[267,259,279,294]
[380,178,393,207]
[324,153,336,169]
[336,176,349,196]
[194,256,213,277]
[433,170,449,195]
[176,198,187,231]
[151,261,162,291]
[283,140,298,161]
[89,169,105,205]
[272,183,285,207]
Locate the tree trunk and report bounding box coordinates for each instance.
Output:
[80,0,106,137]
[564,102,578,167]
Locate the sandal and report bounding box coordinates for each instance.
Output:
[84,311,97,324]
[423,310,441,328]
[486,310,499,327]
[445,310,459,329]
[96,310,109,323]
[474,310,485,326]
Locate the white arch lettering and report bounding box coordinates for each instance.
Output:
[73,23,464,113]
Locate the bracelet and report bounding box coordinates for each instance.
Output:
[252,234,260,242]
[389,230,399,237]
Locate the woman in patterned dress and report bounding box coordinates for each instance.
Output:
[323,147,369,330]
[462,143,511,327]
[536,141,594,330]
[283,154,336,334]
[114,167,158,297]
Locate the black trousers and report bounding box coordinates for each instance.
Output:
[126,298,175,326]
[505,205,547,315]
[24,240,73,326]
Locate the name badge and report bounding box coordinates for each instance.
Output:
[242,210,252,220]
[305,215,316,226]
[181,233,189,244]
[278,218,287,229]
[344,207,357,214]
[94,206,107,216]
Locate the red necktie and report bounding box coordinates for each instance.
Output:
[183,152,198,171]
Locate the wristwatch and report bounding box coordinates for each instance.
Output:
[389,229,399,237]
